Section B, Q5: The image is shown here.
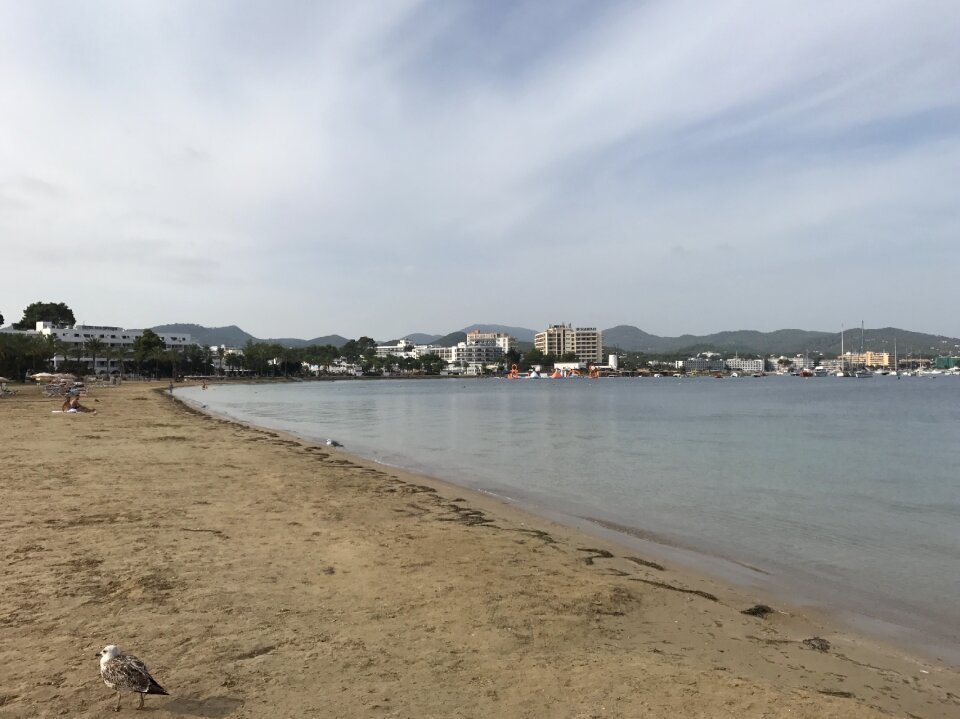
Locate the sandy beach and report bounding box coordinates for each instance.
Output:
[1,382,958,718]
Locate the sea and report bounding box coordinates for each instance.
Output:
[178,375,960,663]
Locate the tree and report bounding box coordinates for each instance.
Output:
[226,352,244,375]
[85,338,106,375]
[521,347,546,370]
[419,353,446,375]
[13,302,76,330]
[132,330,165,378]
[0,333,38,379]
[101,346,118,376]
[71,340,86,367]
[165,348,182,380]
[0,311,4,326]
[39,335,68,371]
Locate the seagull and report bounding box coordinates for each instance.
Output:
[326,439,342,447]
[97,645,168,711]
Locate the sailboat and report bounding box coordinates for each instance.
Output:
[854,321,872,378]
[895,338,900,379]
[836,324,848,376]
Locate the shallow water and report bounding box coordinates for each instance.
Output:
[179,376,960,662]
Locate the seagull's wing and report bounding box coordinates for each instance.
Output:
[103,655,167,694]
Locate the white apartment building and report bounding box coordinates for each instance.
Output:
[534,324,603,364]
[411,330,517,371]
[464,330,516,354]
[430,343,504,366]
[32,322,194,373]
[842,351,890,368]
[725,358,765,373]
[375,339,416,358]
[683,356,725,372]
[35,322,193,349]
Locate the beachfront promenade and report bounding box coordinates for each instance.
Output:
[1,383,957,718]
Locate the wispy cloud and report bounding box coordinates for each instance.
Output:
[1,1,957,337]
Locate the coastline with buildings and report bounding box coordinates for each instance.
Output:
[2,316,959,381]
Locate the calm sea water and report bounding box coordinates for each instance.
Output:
[179,376,960,662]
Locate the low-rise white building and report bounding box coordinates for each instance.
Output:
[375,339,415,358]
[683,356,725,372]
[725,358,765,373]
[414,330,516,372]
[33,322,195,374]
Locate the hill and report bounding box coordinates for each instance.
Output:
[152,322,959,357]
[460,324,537,342]
[601,325,960,357]
[433,331,468,348]
[402,333,441,345]
[151,324,347,348]
[152,324,255,348]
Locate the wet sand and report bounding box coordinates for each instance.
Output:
[1,382,958,718]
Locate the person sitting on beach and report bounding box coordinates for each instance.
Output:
[63,396,96,414]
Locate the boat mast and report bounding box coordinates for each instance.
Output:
[860,320,867,369]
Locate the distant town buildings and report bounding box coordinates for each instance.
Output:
[9,315,954,378]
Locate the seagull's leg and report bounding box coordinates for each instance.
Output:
[137,692,144,710]
[115,691,122,711]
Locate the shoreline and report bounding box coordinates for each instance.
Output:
[176,384,960,669]
[2,383,958,718]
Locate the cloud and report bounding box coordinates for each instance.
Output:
[0,1,958,338]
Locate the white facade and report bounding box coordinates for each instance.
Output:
[465,330,515,353]
[36,322,193,349]
[725,358,765,373]
[33,322,195,374]
[534,324,603,364]
[375,339,415,358]
[429,342,504,365]
[683,356,725,372]
[413,331,516,371]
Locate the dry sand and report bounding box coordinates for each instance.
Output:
[1,382,958,718]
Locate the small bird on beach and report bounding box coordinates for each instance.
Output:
[96,645,168,711]
[326,438,342,447]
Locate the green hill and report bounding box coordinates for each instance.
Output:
[151,323,347,348]
[601,325,960,357]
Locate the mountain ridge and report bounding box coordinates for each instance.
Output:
[151,322,960,357]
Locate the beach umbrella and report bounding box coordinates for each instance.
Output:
[31,372,56,380]
[0,376,10,383]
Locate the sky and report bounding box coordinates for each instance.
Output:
[1,1,958,341]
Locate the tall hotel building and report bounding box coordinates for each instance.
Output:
[534,324,603,364]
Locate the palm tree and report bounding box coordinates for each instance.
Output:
[102,345,125,378]
[227,352,245,376]
[85,338,106,377]
[71,340,86,371]
[151,346,166,379]
[166,348,181,380]
[116,346,131,379]
[216,345,226,377]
